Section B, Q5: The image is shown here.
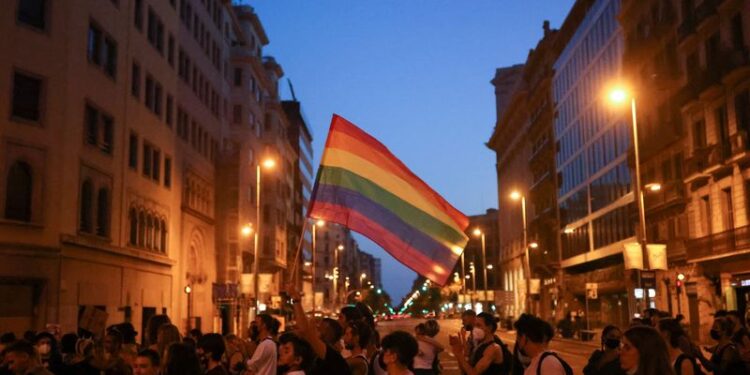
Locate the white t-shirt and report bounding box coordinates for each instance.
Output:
[524,351,567,375]
[414,340,437,369]
[246,337,277,375]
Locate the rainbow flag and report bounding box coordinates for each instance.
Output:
[308,115,469,285]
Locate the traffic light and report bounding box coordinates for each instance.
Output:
[676,273,685,293]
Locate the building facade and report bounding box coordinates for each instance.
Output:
[0,0,309,339]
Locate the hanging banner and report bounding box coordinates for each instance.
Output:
[623,242,644,270]
[647,244,668,270]
[530,279,541,294]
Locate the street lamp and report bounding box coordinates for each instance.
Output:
[253,156,275,316]
[510,190,531,313]
[607,84,651,307]
[473,228,488,308]
[241,223,253,237]
[311,219,325,313]
[333,244,344,308]
[184,285,192,330]
[360,272,367,288]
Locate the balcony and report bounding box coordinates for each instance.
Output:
[677,17,696,43]
[730,131,750,160]
[643,181,686,213]
[684,145,713,177]
[687,224,750,261]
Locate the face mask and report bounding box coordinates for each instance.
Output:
[516,343,531,365]
[710,329,722,341]
[37,344,51,355]
[604,338,620,349]
[464,324,473,331]
[345,343,355,351]
[473,327,485,341]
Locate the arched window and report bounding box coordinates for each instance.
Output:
[96,188,109,236]
[138,211,146,247]
[146,214,153,249]
[129,208,138,245]
[160,219,167,253]
[80,179,93,232]
[5,161,33,221]
[153,220,161,252]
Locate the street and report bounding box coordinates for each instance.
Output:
[378,318,596,374]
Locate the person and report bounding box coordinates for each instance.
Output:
[414,320,444,375]
[144,315,171,349]
[4,341,53,375]
[619,325,674,375]
[162,342,202,375]
[731,328,750,372]
[451,312,504,375]
[0,333,16,353]
[133,349,160,375]
[557,313,574,339]
[34,332,64,373]
[91,329,132,375]
[244,314,278,375]
[380,331,418,375]
[157,324,182,362]
[658,318,699,375]
[59,333,79,369]
[285,284,350,375]
[344,320,371,375]
[461,310,477,361]
[225,334,251,375]
[197,333,227,375]
[695,316,743,375]
[583,325,625,375]
[727,311,746,334]
[109,323,139,366]
[514,315,572,375]
[278,333,316,375]
[189,329,204,342]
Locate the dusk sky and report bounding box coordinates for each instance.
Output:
[252,1,576,302]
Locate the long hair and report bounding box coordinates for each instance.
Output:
[624,326,675,375]
[658,318,686,348]
[157,324,182,360]
[145,314,171,347]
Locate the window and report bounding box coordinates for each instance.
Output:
[693,119,707,149]
[166,95,174,127]
[134,0,143,31]
[705,33,721,69]
[154,83,162,116]
[686,51,699,79]
[4,161,33,222]
[143,143,152,177]
[129,208,138,245]
[152,149,160,182]
[147,7,164,54]
[732,14,744,49]
[131,62,141,98]
[12,71,42,122]
[128,133,138,169]
[79,179,93,233]
[144,75,162,116]
[233,105,242,124]
[722,188,734,231]
[168,35,175,66]
[164,157,172,188]
[701,195,712,235]
[83,103,114,154]
[735,90,750,133]
[234,68,242,86]
[17,0,46,30]
[96,188,109,236]
[88,22,117,78]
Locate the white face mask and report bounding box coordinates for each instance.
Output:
[37,343,51,355]
[472,327,485,341]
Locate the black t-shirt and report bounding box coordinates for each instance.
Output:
[311,344,351,375]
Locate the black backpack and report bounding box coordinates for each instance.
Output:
[536,352,573,375]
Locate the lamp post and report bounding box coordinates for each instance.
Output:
[253,157,275,316]
[469,261,476,304]
[334,244,344,309]
[473,228,488,308]
[184,285,192,331]
[360,272,367,289]
[311,219,325,314]
[608,86,651,309]
[510,190,531,313]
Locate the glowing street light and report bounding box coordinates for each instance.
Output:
[241,223,253,237]
[645,183,662,192]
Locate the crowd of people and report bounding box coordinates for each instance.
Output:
[1,293,749,375]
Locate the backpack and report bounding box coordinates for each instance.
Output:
[493,335,513,375]
[536,352,573,375]
[674,353,705,375]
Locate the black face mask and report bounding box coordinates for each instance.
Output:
[710,329,722,341]
[345,343,355,351]
[604,338,620,349]
[464,324,473,331]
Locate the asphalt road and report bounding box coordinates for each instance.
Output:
[377,318,596,374]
